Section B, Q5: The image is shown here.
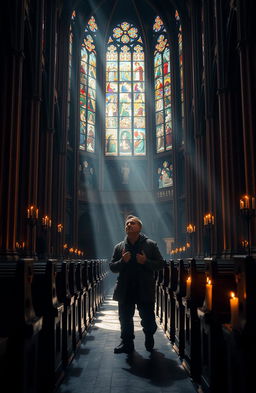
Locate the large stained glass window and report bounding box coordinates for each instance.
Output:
[175,10,184,131]
[153,16,172,153]
[67,11,76,144]
[79,16,98,152]
[105,22,146,156]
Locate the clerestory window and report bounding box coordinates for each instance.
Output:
[105,22,146,156]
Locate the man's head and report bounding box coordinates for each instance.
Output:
[125,215,142,236]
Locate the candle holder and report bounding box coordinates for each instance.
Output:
[63,243,69,258]
[186,224,196,256]
[42,215,52,231]
[16,241,26,256]
[57,224,63,233]
[26,205,39,256]
[203,214,215,257]
[239,195,256,255]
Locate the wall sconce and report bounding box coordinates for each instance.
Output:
[57,224,63,233]
[27,205,39,220]
[203,213,215,226]
[186,224,196,233]
[239,195,256,255]
[42,215,52,229]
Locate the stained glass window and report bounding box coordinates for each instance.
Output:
[105,22,146,156]
[158,161,173,188]
[175,10,184,131]
[153,17,173,153]
[67,11,76,144]
[79,16,98,152]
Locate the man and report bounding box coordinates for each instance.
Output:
[109,215,165,354]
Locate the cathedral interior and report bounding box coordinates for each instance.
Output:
[0,0,255,392]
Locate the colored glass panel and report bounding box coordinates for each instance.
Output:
[175,10,185,137]
[158,161,173,188]
[79,16,97,152]
[154,16,173,153]
[105,22,146,156]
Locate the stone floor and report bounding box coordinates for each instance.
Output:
[57,292,197,393]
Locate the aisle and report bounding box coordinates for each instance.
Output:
[58,294,197,393]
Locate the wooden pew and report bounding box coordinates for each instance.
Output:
[182,258,206,382]
[197,258,236,393]
[88,260,96,320]
[68,261,81,350]
[222,255,256,393]
[94,259,101,310]
[155,268,163,322]
[32,259,64,393]
[160,261,170,332]
[173,259,190,358]
[55,260,75,366]
[166,259,178,343]
[81,260,91,328]
[75,260,86,337]
[0,259,43,393]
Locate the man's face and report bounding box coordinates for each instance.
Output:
[125,219,141,235]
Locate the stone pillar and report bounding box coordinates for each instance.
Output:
[237,0,256,253]
[0,1,25,260]
[190,1,206,257]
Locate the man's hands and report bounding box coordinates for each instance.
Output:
[122,249,147,264]
[136,250,147,264]
[122,249,131,262]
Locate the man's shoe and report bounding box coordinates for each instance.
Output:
[114,341,134,354]
[145,333,154,351]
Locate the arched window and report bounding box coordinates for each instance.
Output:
[153,16,172,153]
[67,11,76,145]
[79,16,98,152]
[105,22,146,156]
[175,10,184,132]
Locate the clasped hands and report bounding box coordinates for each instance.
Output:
[122,249,147,264]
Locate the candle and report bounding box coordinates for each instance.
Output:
[206,278,212,310]
[230,292,239,328]
[186,276,191,296]
[244,195,249,208]
[240,199,245,209]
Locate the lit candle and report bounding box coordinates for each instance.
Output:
[240,199,245,209]
[187,224,195,233]
[206,278,212,310]
[244,195,249,208]
[186,276,191,296]
[230,292,239,328]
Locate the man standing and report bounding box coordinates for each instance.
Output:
[109,215,165,354]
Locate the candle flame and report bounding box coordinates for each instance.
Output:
[230,291,235,298]
[187,276,191,282]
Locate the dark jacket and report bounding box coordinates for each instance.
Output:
[109,234,165,303]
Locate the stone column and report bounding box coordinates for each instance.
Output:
[0,1,25,260]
